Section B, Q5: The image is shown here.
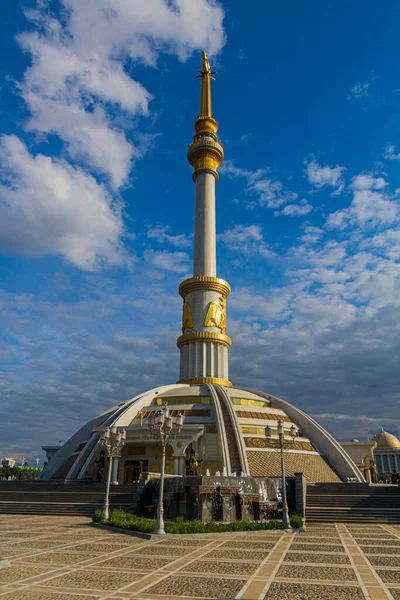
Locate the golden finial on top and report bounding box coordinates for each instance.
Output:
[187,50,224,178]
[197,51,216,118]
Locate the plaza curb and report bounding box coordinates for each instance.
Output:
[91,522,305,539]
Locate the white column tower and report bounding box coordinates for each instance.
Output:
[177,51,231,386]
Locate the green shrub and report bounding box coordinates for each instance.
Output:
[290,513,303,528]
[92,508,291,534]
[93,509,102,523]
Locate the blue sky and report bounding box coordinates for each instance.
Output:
[1,1,400,462]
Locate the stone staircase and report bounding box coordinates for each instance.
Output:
[306,482,400,523]
[0,481,134,516]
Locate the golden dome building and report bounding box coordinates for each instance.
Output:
[373,430,400,478]
[40,53,364,487]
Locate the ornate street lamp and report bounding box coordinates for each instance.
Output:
[148,401,183,535]
[100,426,126,521]
[265,418,298,528]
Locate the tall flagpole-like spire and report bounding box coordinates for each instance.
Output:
[199,50,215,117]
[177,51,231,387]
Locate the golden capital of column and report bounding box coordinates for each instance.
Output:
[179,276,231,299]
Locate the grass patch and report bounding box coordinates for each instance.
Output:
[93,509,303,534]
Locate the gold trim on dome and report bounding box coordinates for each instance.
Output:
[177,377,232,387]
[179,276,231,298]
[177,331,232,349]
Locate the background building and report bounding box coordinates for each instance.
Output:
[373,431,400,479]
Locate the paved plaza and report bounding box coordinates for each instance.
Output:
[0,516,399,599]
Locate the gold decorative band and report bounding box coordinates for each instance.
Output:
[178,377,232,387]
[179,276,231,298]
[177,331,232,349]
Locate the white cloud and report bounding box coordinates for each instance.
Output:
[305,159,346,191]
[146,225,191,248]
[218,224,275,259]
[63,0,225,64]
[348,81,370,100]
[299,225,323,245]
[350,174,387,191]
[0,135,126,271]
[144,249,190,273]
[17,0,225,187]
[384,144,400,161]
[230,288,293,321]
[326,189,397,230]
[1,0,226,270]
[280,199,312,217]
[220,160,304,214]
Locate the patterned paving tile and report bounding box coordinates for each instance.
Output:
[155,538,210,547]
[7,540,72,550]
[203,548,268,561]
[352,534,397,540]
[264,582,365,599]
[181,559,258,575]
[220,540,276,550]
[0,592,99,600]
[375,569,400,584]
[42,569,145,590]
[234,534,283,540]
[146,575,246,598]
[0,550,35,558]
[296,536,341,543]
[291,543,345,553]
[368,555,400,567]
[128,545,192,556]
[284,552,351,564]
[13,552,99,565]
[361,545,400,554]
[63,542,133,553]
[389,589,400,599]
[96,555,174,570]
[276,565,357,581]
[0,566,55,583]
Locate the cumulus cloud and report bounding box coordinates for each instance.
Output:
[326,173,398,230]
[144,249,190,273]
[348,81,370,100]
[220,160,306,215]
[384,144,400,161]
[218,224,276,260]
[280,199,312,217]
[299,225,323,245]
[0,135,126,270]
[146,225,191,248]
[350,174,387,191]
[1,0,225,269]
[305,158,346,191]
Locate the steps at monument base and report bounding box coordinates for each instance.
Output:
[306,483,400,523]
[0,482,135,516]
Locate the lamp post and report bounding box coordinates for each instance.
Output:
[100,426,126,521]
[148,401,183,535]
[265,419,298,528]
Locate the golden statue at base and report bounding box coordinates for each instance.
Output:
[182,300,194,332]
[204,296,226,334]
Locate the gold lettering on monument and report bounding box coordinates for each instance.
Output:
[204,296,226,334]
[245,438,315,452]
